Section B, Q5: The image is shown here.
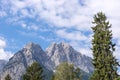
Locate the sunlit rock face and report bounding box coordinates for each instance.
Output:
[0,42,47,80]
[0,42,93,80]
[46,42,93,73]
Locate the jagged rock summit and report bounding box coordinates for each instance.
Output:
[46,42,94,73]
[0,42,47,80]
[0,42,93,80]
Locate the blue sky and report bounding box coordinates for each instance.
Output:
[0,0,120,68]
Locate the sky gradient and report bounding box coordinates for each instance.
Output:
[0,0,120,68]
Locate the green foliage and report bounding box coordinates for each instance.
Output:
[52,62,81,80]
[22,62,44,80]
[90,12,119,80]
[5,74,11,80]
[114,78,120,80]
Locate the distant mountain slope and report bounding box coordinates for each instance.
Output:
[0,60,7,72]
[0,42,93,80]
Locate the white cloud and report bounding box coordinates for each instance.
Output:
[0,37,13,60]
[1,0,120,60]
[79,48,92,58]
[0,11,7,17]
[114,46,120,60]
[118,70,120,75]
[2,0,120,35]
[21,22,39,31]
[56,29,88,41]
[0,49,13,60]
[0,39,6,48]
[69,41,92,57]
[5,0,120,39]
[1,0,120,31]
[21,23,27,28]
[18,31,38,37]
[0,0,92,31]
[30,25,39,31]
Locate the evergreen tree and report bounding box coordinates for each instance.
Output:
[22,62,44,80]
[5,74,11,80]
[90,12,119,80]
[52,62,81,80]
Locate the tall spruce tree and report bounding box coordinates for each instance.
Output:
[5,74,11,80]
[90,12,119,80]
[22,62,44,80]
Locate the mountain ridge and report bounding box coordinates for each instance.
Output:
[45,42,93,73]
[0,42,93,80]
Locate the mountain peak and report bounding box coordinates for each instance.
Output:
[48,42,72,49]
[60,41,70,47]
[59,42,73,49]
[22,42,45,59]
[45,42,93,73]
[46,42,74,56]
[24,42,41,50]
[60,41,69,45]
[0,42,93,80]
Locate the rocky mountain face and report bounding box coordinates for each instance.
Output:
[0,60,7,72]
[0,42,48,80]
[45,42,94,73]
[0,42,93,80]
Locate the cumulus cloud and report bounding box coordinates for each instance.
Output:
[0,37,13,60]
[0,11,7,17]
[21,23,39,31]
[0,39,6,48]
[0,0,92,31]
[56,29,88,41]
[79,48,92,57]
[0,0,120,59]
[1,0,120,31]
[4,0,119,32]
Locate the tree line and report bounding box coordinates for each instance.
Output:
[5,62,81,80]
[4,12,120,80]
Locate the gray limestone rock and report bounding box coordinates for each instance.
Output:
[45,42,94,73]
[0,42,93,80]
[0,42,47,80]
